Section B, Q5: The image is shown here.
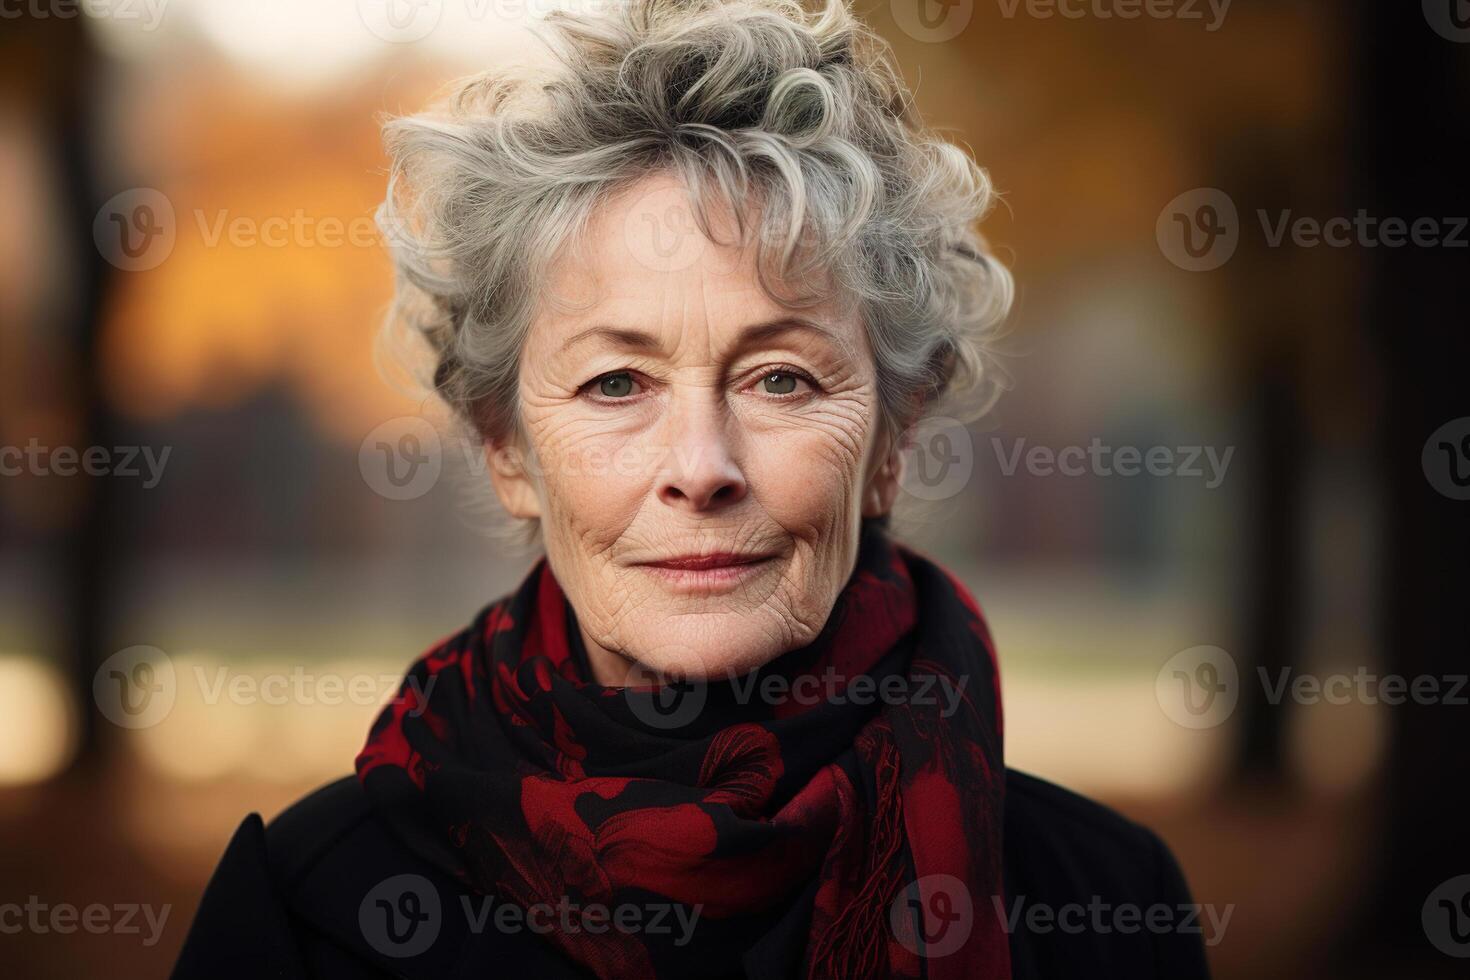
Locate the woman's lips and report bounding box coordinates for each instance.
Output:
[635,553,777,593]
[644,552,771,570]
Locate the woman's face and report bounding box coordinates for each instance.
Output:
[488,173,901,685]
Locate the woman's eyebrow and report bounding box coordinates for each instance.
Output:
[733,317,838,348]
[560,317,838,355]
[561,326,664,354]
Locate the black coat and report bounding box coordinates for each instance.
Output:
[171,769,1212,979]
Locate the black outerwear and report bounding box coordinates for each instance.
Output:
[170,769,1212,979]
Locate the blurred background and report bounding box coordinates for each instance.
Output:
[1,1,1467,977]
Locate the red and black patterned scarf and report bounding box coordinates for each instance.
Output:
[357,523,1011,979]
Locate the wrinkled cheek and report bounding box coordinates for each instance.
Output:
[537,433,669,639]
[748,428,864,538]
[535,430,649,556]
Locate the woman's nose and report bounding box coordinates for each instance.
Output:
[655,396,748,512]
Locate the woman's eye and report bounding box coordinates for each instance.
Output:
[596,372,638,398]
[760,371,800,395]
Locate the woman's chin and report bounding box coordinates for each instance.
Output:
[613,615,809,684]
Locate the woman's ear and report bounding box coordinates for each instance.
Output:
[861,428,904,518]
[483,438,542,519]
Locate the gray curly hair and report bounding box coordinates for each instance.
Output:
[378,0,1011,456]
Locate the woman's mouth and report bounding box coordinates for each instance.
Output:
[635,552,777,594]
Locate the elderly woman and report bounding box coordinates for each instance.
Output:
[172,1,1208,978]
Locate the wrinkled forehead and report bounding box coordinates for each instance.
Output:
[530,174,865,362]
